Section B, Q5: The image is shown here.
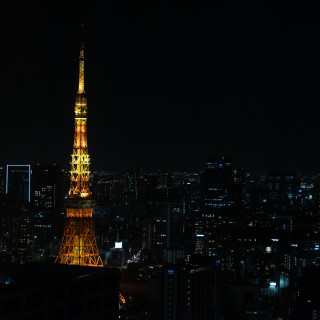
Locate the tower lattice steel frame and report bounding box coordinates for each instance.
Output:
[55,42,103,267]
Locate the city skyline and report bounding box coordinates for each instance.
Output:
[2,3,320,319]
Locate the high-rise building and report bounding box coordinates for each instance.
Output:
[6,165,31,203]
[31,164,63,210]
[0,165,33,264]
[123,170,139,201]
[152,179,184,263]
[156,201,184,264]
[198,156,243,256]
[55,42,103,267]
[200,157,241,213]
[31,164,63,260]
[266,171,299,211]
[0,200,33,264]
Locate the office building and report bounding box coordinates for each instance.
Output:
[6,165,31,203]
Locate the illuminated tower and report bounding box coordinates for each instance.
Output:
[55,42,103,267]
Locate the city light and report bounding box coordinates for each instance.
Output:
[1,4,319,319]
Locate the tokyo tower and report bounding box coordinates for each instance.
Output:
[55,42,103,267]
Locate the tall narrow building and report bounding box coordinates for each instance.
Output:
[55,42,103,267]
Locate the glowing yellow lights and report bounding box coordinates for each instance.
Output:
[55,41,103,268]
[55,218,103,267]
[78,42,85,94]
[66,208,92,218]
[70,119,90,199]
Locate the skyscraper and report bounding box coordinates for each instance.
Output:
[0,200,33,264]
[1,165,33,264]
[31,164,63,210]
[156,201,184,263]
[200,156,240,213]
[32,164,63,260]
[149,177,185,263]
[6,165,31,203]
[55,42,103,267]
[197,156,243,256]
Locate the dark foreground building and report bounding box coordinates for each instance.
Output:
[0,263,120,320]
[148,264,217,320]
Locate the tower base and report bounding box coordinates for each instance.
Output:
[55,217,103,267]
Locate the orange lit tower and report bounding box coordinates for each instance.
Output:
[55,42,103,267]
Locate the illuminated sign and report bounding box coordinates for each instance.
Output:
[115,242,122,249]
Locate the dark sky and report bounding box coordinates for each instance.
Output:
[2,1,320,172]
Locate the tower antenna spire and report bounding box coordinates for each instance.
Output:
[78,40,85,94]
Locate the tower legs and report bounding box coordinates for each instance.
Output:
[55,217,103,267]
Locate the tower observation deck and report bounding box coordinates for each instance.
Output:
[55,42,103,267]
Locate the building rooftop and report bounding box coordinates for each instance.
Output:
[0,263,119,294]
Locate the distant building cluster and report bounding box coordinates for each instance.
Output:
[1,157,320,319]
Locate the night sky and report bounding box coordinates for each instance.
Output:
[2,1,320,172]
